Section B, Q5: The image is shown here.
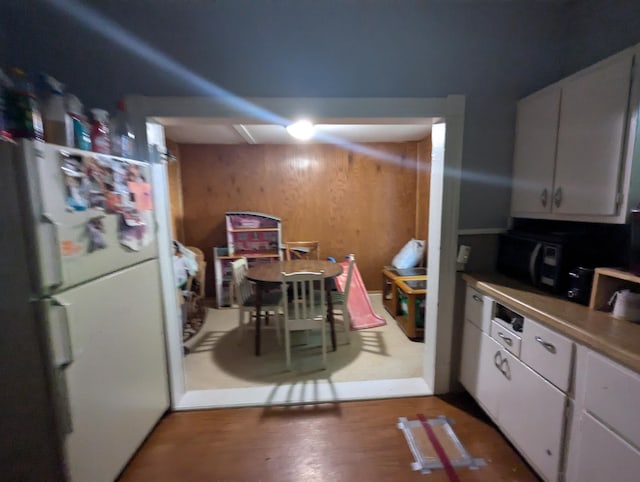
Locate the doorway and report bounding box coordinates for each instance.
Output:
[129,96,465,409]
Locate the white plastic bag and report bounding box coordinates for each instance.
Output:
[392,239,425,269]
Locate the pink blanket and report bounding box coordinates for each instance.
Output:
[334,259,387,330]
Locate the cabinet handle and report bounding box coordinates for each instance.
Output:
[472,294,482,303]
[497,332,513,346]
[500,358,511,380]
[494,351,502,370]
[535,336,556,354]
[540,188,548,207]
[553,187,563,208]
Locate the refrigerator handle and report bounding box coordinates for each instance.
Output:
[49,298,74,368]
[41,213,64,288]
[49,298,74,435]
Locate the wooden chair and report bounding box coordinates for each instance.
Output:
[231,258,282,345]
[184,245,206,309]
[285,241,320,261]
[329,254,355,343]
[185,246,205,265]
[280,270,327,370]
[185,259,206,319]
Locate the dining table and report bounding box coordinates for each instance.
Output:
[245,259,343,356]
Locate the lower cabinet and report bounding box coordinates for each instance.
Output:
[565,346,640,482]
[463,282,640,482]
[460,296,567,482]
[460,320,500,417]
[568,413,640,482]
[499,349,566,482]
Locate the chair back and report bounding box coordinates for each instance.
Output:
[230,258,252,305]
[195,260,206,298]
[285,241,320,261]
[185,246,205,265]
[280,271,325,325]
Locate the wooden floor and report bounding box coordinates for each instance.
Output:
[118,394,541,482]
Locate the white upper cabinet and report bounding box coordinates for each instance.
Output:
[554,53,633,216]
[511,47,638,223]
[511,87,561,214]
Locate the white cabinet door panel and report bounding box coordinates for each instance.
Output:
[499,349,565,482]
[584,349,640,448]
[554,53,633,215]
[459,319,482,396]
[571,413,640,482]
[511,88,560,215]
[475,333,503,420]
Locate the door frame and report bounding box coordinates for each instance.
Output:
[128,95,465,409]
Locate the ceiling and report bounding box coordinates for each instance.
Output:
[159,118,436,144]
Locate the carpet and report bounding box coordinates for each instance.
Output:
[335,259,387,330]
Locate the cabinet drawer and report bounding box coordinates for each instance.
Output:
[490,320,521,357]
[465,286,491,332]
[583,350,640,449]
[521,317,573,392]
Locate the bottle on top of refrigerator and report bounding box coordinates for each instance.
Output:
[41,75,73,147]
[3,67,43,141]
[66,94,91,151]
[90,108,110,154]
[110,99,135,158]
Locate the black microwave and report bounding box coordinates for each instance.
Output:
[497,231,574,293]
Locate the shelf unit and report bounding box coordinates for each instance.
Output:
[381,266,427,340]
[589,267,640,311]
[214,212,282,308]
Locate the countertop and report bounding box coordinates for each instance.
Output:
[463,272,640,374]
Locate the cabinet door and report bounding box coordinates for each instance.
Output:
[499,350,566,482]
[553,53,633,216]
[475,332,503,420]
[459,319,482,395]
[511,87,560,215]
[569,413,640,482]
[459,320,502,419]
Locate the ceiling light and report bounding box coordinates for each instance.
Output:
[286,120,315,140]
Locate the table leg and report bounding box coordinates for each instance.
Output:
[255,283,262,356]
[326,280,336,351]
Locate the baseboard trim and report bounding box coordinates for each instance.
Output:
[175,377,433,410]
[458,228,507,235]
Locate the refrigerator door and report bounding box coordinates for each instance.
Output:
[20,141,158,295]
[48,259,168,482]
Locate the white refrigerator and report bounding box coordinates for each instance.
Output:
[0,140,169,481]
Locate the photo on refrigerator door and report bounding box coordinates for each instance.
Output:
[61,154,89,211]
[61,153,108,211]
[117,161,153,252]
[59,151,154,252]
[87,216,107,252]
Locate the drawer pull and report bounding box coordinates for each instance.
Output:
[500,358,511,380]
[540,188,548,207]
[535,336,556,354]
[494,351,502,370]
[472,294,482,303]
[498,332,513,346]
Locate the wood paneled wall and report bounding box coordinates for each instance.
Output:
[415,136,432,255]
[175,140,431,298]
[166,139,185,242]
